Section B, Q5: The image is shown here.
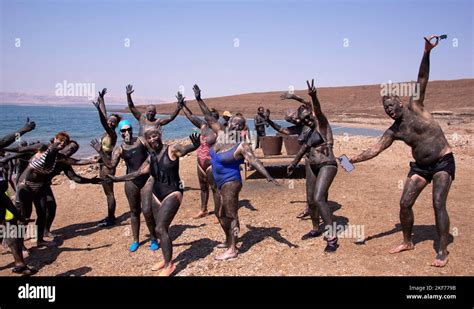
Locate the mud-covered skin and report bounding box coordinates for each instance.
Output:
[91,125,157,244]
[107,130,200,274]
[15,138,98,244]
[92,88,119,222]
[281,80,338,246]
[265,108,319,220]
[349,36,452,266]
[192,84,278,260]
[0,118,36,149]
[126,84,182,137]
[179,93,220,215]
[43,141,100,235]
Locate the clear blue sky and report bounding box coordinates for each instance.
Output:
[1,0,472,100]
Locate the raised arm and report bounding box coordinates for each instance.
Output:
[193,84,221,133]
[264,109,300,135]
[126,84,142,120]
[306,79,328,122]
[109,157,150,182]
[92,98,115,138]
[182,104,205,128]
[412,36,440,108]
[90,139,121,169]
[177,93,205,128]
[60,155,100,166]
[156,94,182,126]
[97,88,108,117]
[0,118,36,149]
[237,143,279,185]
[170,133,201,159]
[349,128,395,164]
[280,92,311,106]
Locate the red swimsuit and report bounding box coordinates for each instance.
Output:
[197,134,211,169]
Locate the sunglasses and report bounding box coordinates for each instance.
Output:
[120,127,132,133]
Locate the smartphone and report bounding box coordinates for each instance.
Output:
[339,154,354,172]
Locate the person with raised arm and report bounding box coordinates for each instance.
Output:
[348,36,453,267]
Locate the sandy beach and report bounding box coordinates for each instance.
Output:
[1,117,472,276]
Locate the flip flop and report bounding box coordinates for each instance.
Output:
[158,263,175,277]
[151,260,165,271]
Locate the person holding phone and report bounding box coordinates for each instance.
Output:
[348,36,453,267]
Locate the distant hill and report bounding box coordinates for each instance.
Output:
[0,92,170,106]
[119,79,474,119]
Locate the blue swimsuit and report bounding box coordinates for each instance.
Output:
[210,143,245,190]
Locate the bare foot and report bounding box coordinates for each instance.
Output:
[214,217,219,224]
[193,211,208,219]
[215,249,238,261]
[158,263,175,276]
[389,242,415,254]
[151,260,165,271]
[22,250,29,258]
[431,253,449,267]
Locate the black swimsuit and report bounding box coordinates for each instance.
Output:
[122,139,149,188]
[150,146,183,201]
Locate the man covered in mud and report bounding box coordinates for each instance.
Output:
[126,84,182,136]
[254,107,268,148]
[348,36,453,267]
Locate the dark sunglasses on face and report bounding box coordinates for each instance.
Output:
[120,128,132,133]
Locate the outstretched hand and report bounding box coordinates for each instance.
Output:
[23,117,36,132]
[98,88,107,99]
[193,84,201,101]
[280,92,295,100]
[90,139,102,153]
[176,92,186,107]
[306,79,317,97]
[189,133,201,148]
[287,163,296,176]
[424,35,439,52]
[126,84,134,95]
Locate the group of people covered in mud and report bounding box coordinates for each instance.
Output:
[0,36,454,276]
